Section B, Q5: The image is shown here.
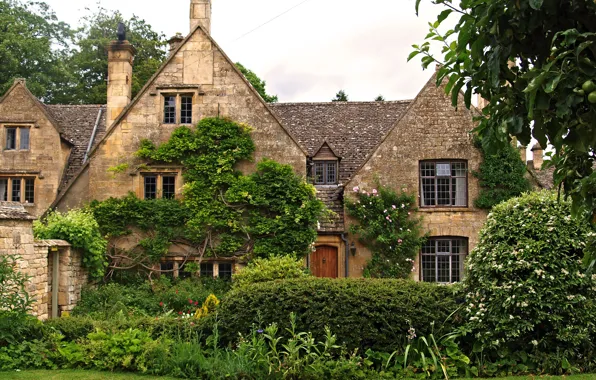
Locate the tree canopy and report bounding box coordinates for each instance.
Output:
[332,90,349,102]
[411,0,596,222]
[235,63,278,103]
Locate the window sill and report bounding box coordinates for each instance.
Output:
[22,203,35,207]
[418,207,476,213]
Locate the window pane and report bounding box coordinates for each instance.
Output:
[162,176,176,199]
[420,162,435,177]
[160,262,174,278]
[25,178,34,203]
[11,178,21,202]
[180,96,192,124]
[0,179,6,201]
[19,128,29,150]
[421,178,435,206]
[144,176,157,200]
[437,255,450,283]
[6,128,16,150]
[178,263,191,279]
[314,163,324,184]
[454,177,467,206]
[451,162,467,177]
[164,96,176,124]
[326,162,337,184]
[218,263,232,279]
[436,163,451,176]
[422,254,436,282]
[200,263,214,278]
[437,178,451,205]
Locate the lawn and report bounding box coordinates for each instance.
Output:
[0,370,177,379]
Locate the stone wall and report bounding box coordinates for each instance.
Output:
[0,80,68,217]
[346,73,488,279]
[46,243,88,315]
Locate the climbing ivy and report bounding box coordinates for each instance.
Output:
[473,140,531,209]
[346,185,426,278]
[90,117,323,274]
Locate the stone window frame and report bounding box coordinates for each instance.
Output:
[2,124,32,152]
[158,259,234,279]
[420,237,468,284]
[0,176,35,204]
[312,160,339,185]
[138,170,180,200]
[159,91,196,126]
[419,160,468,208]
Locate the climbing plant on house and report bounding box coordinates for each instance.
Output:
[83,117,324,275]
[346,185,426,278]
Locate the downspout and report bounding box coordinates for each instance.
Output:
[341,233,349,278]
[83,107,103,164]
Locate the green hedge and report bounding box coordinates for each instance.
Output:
[217,278,462,351]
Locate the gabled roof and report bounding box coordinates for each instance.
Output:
[270,100,412,184]
[45,105,106,191]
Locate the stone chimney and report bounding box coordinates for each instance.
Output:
[190,0,212,34]
[477,94,489,110]
[531,143,544,170]
[167,33,184,57]
[518,145,527,164]
[107,40,136,127]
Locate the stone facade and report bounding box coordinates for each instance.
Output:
[345,73,487,279]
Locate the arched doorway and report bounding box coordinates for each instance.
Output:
[310,245,338,278]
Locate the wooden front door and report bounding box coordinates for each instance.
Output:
[310,245,338,278]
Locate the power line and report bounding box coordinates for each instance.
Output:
[233,0,312,42]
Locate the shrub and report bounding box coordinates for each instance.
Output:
[0,254,32,313]
[232,255,311,287]
[217,278,461,352]
[463,191,595,371]
[33,209,108,279]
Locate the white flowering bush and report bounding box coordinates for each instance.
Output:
[463,191,595,370]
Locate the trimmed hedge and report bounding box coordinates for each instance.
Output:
[217,278,462,351]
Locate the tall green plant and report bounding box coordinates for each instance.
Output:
[0,255,31,314]
[346,185,426,278]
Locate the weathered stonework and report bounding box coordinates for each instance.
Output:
[345,74,488,279]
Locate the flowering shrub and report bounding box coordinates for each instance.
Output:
[346,185,426,278]
[232,255,311,287]
[194,294,219,319]
[463,191,595,372]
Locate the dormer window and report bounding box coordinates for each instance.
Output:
[163,94,194,125]
[310,141,340,185]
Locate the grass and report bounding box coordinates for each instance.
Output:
[0,370,178,379]
[466,376,596,380]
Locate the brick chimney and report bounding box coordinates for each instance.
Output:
[167,33,184,57]
[531,143,544,170]
[107,40,136,127]
[190,0,211,34]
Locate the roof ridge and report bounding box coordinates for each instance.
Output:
[46,104,106,108]
[271,100,414,106]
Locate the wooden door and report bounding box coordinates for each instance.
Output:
[310,245,338,278]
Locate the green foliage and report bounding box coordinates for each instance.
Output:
[0,0,72,102]
[34,210,108,279]
[235,62,278,103]
[66,6,166,104]
[473,141,531,209]
[411,0,596,221]
[375,95,386,101]
[136,117,323,259]
[72,277,230,318]
[346,185,426,278]
[332,90,349,102]
[0,255,31,314]
[217,277,461,352]
[232,255,311,288]
[462,191,595,371]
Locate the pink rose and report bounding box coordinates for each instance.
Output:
[372,189,378,194]
[392,205,396,209]
[398,239,403,244]
[353,186,359,192]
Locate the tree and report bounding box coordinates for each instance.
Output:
[66,6,166,104]
[332,90,349,102]
[375,95,385,101]
[410,0,596,223]
[0,0,73,103]
[235,63,278,103]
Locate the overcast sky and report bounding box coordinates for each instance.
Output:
[43,0,450,103]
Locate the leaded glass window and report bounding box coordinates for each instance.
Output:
[421,238,467,283]
[420,161,467,207]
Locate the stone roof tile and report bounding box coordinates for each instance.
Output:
[0,202,35,220]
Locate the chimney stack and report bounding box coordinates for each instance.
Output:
[107,40,136,127]
[531,143,544,170]
[190,0,212,34]
[167,33,184,57]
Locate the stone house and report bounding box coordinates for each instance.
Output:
[0,0,545,283]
